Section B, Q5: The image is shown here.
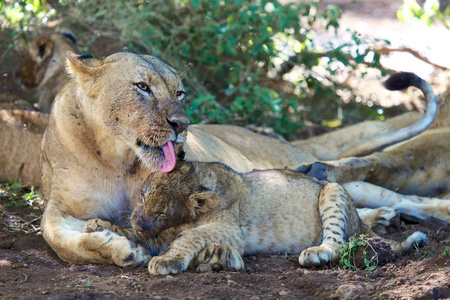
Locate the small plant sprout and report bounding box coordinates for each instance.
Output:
[339,234,379,271]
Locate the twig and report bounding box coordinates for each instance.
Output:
[374,46,448,71]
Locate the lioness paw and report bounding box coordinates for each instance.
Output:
[299,246,332,267]
[148,255,187,275]
[194,243,244,271]
[297,162,330,181]
[359,207,401,235]
[83,229,152,268]
[83,219,115,233]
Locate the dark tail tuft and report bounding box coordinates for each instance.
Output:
[59,30,77,44]
[383,72,420,91]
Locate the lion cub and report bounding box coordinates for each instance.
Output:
[121,160,425,275]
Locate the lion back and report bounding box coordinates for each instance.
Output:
[0,110,48,187]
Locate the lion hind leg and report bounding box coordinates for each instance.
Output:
[344,181,450,223]
[299,183,362,267]
[357,207,401,235]
[387,231,428,253]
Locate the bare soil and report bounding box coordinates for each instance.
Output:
[1,198,449,299]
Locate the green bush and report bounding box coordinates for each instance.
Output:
[398,0,449,28]
[1,0,388,137]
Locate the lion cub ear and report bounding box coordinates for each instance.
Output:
[188,191,219,215]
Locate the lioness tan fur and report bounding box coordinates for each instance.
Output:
[0,109,48,186]
[294,86,449,160]
[300,90,450,222]
[84,160,426,275]
[40,51,190,266]
[293,111,422,160]
[18,32,78,112]
[39,51,320,267]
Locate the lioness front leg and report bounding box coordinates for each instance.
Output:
[148,223,245,275]
[41,204,151,267]
[299,183,367,267]
[84,219,142,243]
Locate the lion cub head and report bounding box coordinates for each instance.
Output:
[131,162,220,238]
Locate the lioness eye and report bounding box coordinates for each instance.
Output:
[136,82,151,93]
[176,91,185,101]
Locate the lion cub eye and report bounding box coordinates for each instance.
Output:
[135,82,152,94]
[176,91,185,101]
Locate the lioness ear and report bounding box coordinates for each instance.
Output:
[30,35,54,65]
[66,52,104,92]
[66,51,103,74]
[189,191,219,214]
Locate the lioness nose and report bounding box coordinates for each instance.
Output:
[166,116,190,134]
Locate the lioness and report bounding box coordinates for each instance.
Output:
[40,51,320,267]
[295,84,449,161]
[84,160,426,275]
[299,87,450,222]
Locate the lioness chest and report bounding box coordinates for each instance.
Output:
[238,171,324,254]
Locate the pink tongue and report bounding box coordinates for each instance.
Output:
[158,141,176,173]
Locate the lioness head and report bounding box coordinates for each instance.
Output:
[64,51,190,172]
[131,162,219,238]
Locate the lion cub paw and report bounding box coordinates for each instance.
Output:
[83,219,115,233]
[298,245,332,267]
[148,255,187,275]
[193,243,244,271]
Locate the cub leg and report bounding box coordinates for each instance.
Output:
[299,183,364,267]
[191,243,244,271]
[41,204,151,267]
[148,222,245,275]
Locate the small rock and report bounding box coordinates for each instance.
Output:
[334,284,364,300]
[0,260,12,267]
[196,264,212,273]
[375,270,386,277]
[417,266,426,274]
[279,291,288,296]
[165,275,176,282]
[303,269,310,275]
[365,285,375,292]
[227,279,238,286]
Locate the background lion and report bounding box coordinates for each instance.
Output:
[17,32,78,112]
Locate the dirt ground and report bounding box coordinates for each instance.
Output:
[1,198,449,299]
[1,0,450,299]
